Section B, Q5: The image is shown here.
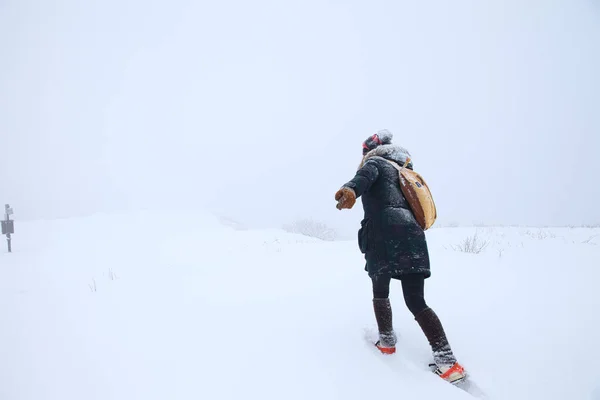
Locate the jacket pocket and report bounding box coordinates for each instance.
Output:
[358,218,371,253]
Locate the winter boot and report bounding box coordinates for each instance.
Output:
[415,307,466,383]
[373,298,397,354]
[429,362,467,384]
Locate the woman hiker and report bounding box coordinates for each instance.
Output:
[334,129,466,384]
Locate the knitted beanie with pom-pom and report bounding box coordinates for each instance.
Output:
[362,129,393,155]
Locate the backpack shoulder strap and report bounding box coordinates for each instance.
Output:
[382,157,412,172]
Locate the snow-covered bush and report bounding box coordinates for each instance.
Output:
[582,223,600,228]
[525,229,556,240]
[218,216,247,230]
[282,219,338,241]
[452,231,489,254]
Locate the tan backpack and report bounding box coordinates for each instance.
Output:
[385,158,437,230]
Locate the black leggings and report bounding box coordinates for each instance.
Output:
[371,274,428,317]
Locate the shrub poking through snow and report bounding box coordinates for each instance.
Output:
[452,231,489,254]
[525,229,556,240]
[582,235,598,245]
[108,268,118,280]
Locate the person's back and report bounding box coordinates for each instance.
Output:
[334,129,467,385]
[338,132,431,279]
[359,158,412,217]
[358,148,425,247]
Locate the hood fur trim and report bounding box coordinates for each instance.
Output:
[358,144,413,170]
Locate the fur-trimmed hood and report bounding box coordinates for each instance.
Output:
[358,144,413,170]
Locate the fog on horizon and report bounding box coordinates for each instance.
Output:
[1,0,599,236]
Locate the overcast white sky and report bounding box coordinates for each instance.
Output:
[1,0,599,235]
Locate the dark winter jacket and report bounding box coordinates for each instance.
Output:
[342,144,431,279]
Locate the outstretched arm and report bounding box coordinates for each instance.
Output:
[335,160,380,209]
[343,160,380,198]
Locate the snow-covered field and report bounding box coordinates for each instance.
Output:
[1,211,599,400]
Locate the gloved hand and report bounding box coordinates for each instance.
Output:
[335,187,356,210]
